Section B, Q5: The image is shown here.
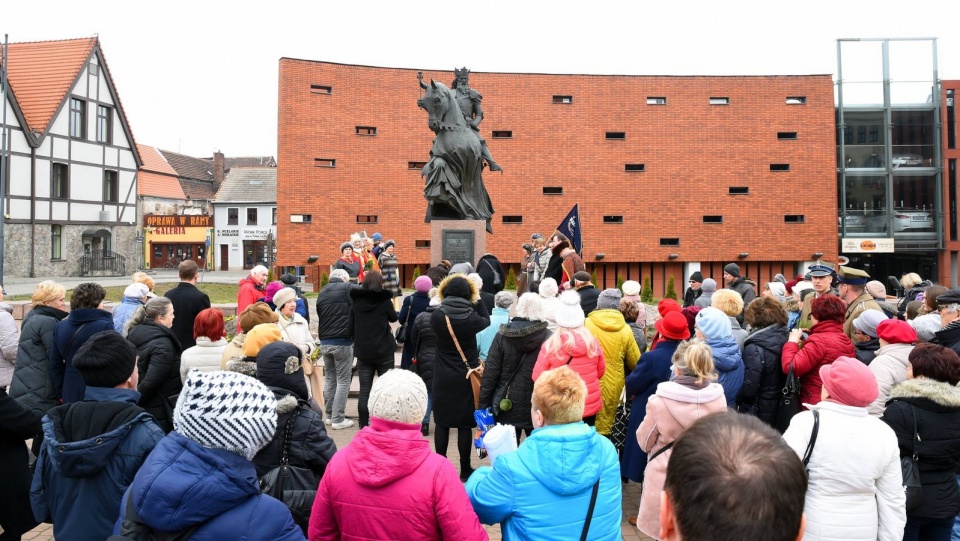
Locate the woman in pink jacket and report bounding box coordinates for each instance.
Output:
[634,341,728,538]
[308,369,486,541]
[532,290,606,425]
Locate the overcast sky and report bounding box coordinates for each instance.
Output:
[6,0,959,158]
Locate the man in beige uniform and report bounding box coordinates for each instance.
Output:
[838,266,883,342]
[798,262,838,327]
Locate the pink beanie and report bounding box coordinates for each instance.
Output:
[415,275,433,293]
[820,356,879,408]
[264,281,283,303]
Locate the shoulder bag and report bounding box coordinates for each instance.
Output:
[579,478,601,541]
[802,409,820,472]
[775,361,802,433]
[901,405,924,512]
[446,314,484,409]
[259,407,321,531]
[395,298,412,344]
[610,387,631,452]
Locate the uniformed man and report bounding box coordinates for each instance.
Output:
[837,266,884,341]
[798,261,838,326]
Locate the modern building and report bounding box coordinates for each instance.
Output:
[276,59,838,294]
[212,167,277,270]
[944,80,960,286]
[0,37,140,277]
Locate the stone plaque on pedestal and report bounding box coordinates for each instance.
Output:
[430,219,487,268]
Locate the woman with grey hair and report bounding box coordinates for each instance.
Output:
[126,297,182,432]
[478,292,551,441]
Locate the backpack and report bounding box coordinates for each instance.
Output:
[107,494,205,541]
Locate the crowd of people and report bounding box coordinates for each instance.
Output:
[3,237,960,540]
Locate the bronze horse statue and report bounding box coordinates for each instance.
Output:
[417,79,494,233]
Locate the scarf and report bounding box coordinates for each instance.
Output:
[440,296,475,320]
[672,374,710,390]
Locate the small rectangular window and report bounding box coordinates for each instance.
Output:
[647,97,667,105]
[553,95,573,104]
[357,215,378,224]
[227,208,238,225]
[778,132,798,140]
[102,170,118,203]
[246,208,258,225]
[703,215,723,224]
[355,126,377,136]
[290,214,312,223]
[89,63,99,76]
[606,132,626,140]
[603,216,624,224]
[70,98,86,138]
[408,161,428,169]
[503,216,523,224]
[709,97,730,105]
[96,105,112,144]
[492,130,513,139]
[543,187,563,195]
[785,96,807,104]
[51,163,69,199]
[660,238,680,246]
[729,187,749,195]
[272,208,278,225]
[785,215,805,223]
[625,164,645,172]
[314,158,335,168]
[51,225,62,260]
[770,164,791,172]
[310,85,332,94]
[415,240,431,248]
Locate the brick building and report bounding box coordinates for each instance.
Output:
[277,60,838,295]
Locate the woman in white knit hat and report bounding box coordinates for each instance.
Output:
[309,369,486,540]
[532,290,605,426]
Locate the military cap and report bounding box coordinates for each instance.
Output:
[837,266,870,286]
[807,261,837,278]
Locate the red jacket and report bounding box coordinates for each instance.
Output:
[308,418,486,541]
[780,320,854,406]
[533,332,606,416]
[236,276,263,331]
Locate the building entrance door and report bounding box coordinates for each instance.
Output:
[220,245,229,271]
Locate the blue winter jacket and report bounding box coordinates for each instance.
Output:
[466,422,622,540]
[621,339,679,482]
[49,308,115,403]
[113,296,144,334]
[116,431,304,541]
[30,387,164,541]
[706,336,744,406]
[477,307,510,361]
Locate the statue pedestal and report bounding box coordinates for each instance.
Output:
[430,219,487,268]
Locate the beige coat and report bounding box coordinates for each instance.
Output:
[867,343,913,417]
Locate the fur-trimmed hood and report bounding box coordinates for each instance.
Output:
[437,272,480,303]
[274,392,299,414]
[225,357,257,377]
[890,378,960,408]
[551,239,570,257]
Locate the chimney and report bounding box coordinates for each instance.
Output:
[213,151,225,190]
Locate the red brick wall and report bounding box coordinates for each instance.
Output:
[940,80,959,286]
[277,60,838,295]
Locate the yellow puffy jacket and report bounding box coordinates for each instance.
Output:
[585,309,641,435]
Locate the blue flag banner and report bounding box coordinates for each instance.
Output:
[557,204,582,254]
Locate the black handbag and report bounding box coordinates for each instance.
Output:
[775,362,802,433]
[609,389,631,452]
[902,405,924,512]
[259,407,321,531]
[395,299,412,344]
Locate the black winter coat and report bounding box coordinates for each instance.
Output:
[430,299,490,428]
[577,285,600,316]
[127,321,183,432]
[9,305,68,417]
[0,388,41,538]
[855,337,880,365]
[477,319,550,430]
[348,288,397,361]
[544,253,564,285]
[252,390,337,479]
[882,378,960,519]
[683,287,701,308]
[410,307,438,390]
[933,322,960,359]
[898,280,932,319]
[163,282,211,350]
[399,291,431,369]
[316,280,355,342]
[476,255,505,295]
[735,324,788,428]
[49,308,115,403]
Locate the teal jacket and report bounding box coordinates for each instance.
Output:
[466,422,622,540]
[477,307,510,361]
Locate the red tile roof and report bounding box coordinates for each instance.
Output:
[137,145,185,199]
[2,38,96,135]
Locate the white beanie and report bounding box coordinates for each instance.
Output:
[555,290,585,328]
[622,280,641,297]
[272,287,297,309]
[174,370,278,460]
[539,278,559,299]
[766,282,787,303]
[124,283,149,299]
[467,272,483,289]
[368,369,428,424]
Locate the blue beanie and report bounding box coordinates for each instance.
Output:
[695,307,732,340]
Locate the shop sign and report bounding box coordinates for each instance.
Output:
[217,229,240,237]
[243,228,272,240]
[153,227,186,235]
[841,237,895,253]
[144,214,213,228]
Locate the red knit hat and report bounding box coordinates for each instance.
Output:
[820,356,879,408]
[655,311,691,341]
[658,298,682,317]
[876,319,917,345]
